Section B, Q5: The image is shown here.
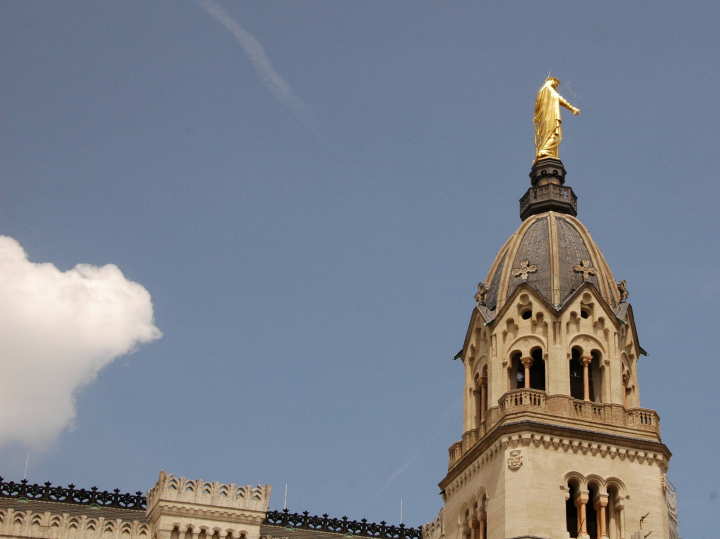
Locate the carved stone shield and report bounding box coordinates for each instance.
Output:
[507,449,523,471]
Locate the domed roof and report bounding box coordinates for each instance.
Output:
[481,211,621,313]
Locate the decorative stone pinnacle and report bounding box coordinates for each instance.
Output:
[617,279,630,302]
[475,282,488,306]
[512,260,538,280]
[573,260,596,281]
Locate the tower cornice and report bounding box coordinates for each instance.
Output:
[439,420,671,493]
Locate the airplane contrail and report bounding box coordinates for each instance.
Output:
[197,0,317,132]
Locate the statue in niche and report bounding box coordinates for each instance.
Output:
[533,77,581,161]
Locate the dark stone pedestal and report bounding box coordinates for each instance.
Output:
[529,157,566,186]
[519,158,577,220]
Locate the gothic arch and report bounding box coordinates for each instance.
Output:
[605,477,627,497]
[568,334,606,356]
[506,334,546,360]
[585,474,606,493]
[472,356,487,380]
[563,471,586,489]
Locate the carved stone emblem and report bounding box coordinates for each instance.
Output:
[573,259,596,281]
[507,449,523,471]
[512,260,538,280]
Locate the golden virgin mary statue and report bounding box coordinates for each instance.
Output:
[533,77,581,161]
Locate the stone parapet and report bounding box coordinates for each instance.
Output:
[147,472,270,514]
[147,472,271,539]
[519,183,577,220]
[448,390,661,468]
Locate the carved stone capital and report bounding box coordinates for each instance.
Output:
[595,493,609,508]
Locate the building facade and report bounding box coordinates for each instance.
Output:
[0,473,420,539]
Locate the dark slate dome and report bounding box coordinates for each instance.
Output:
[482,211,620,312]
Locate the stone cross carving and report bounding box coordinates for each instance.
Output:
[512,260,538,280]
[573,260,596,281]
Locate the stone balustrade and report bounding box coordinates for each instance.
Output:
[448,390,661,468]
[448,441,463,468]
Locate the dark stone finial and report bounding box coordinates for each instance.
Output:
[519,158,577,220]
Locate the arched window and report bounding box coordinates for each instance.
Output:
[586,482,600,539]
[590,350,603,403]
[566,475,626,539]
[474,374,483,427]
[481,366,488,421]
[528,347,545,391]
[509,352,523,390]
[569,347,603,402]
[510,349,545,391]
[565,479,579,538]
[570,347,584,400]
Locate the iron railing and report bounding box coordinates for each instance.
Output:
[0,477,146,510]
[265,509,422,539]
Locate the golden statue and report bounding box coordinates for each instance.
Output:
[533,77,581,161]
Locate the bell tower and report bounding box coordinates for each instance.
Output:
[425,82,678,539]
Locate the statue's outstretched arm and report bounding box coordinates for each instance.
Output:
[559,95,581,115]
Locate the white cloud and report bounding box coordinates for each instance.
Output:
[198,0,317,132]
[0,236,161,449]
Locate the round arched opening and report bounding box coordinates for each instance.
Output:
[569,347,584,400]
[565,478,580,538]
[529,347,546,391]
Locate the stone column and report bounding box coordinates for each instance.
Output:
[615,500,625,539]
[478,510,486,539]
[184,526,198,539]
[469,519,479,539]
[481,376,488,419]
[581,356,592,401]
[575,491,589,539]
[521,357,533,389]
[597,494,609,539]
[477,386,484,424]
[470,388,480,430]
[464,364,473,432]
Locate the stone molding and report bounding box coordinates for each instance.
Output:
[440,423,669,498]
[147,502,266,525]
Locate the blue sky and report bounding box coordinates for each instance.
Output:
[0,1,718,537]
